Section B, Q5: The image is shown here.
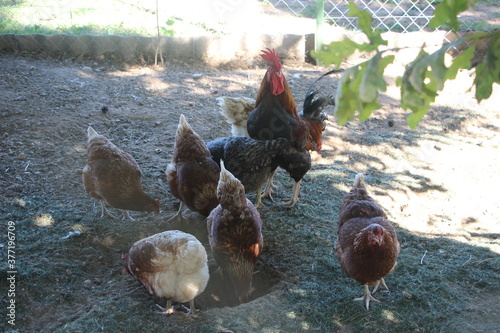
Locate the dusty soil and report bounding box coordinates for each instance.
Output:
[0,52,499,332]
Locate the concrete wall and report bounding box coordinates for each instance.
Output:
[0,33,308,68]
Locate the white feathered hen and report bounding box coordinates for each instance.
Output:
[122,230,209,315]
[217,96,254,137]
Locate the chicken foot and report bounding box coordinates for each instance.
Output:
[155,300,195,315]
[122,210,135,221]
[354,284,381,310]
[167,202,184,222]
[283,180,301,207]
[99,200,117,219]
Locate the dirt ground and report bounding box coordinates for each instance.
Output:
[0,51,499,332]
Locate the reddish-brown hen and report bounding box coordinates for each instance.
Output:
[207,162,263,304]
[335,173,400,310]
[82,126,159,220]
[166,114,220,220]
[122,230,209,314]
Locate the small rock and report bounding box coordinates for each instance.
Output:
[84,279,92,284]
[66,269,72,275]
[155,148,162,154]
[388,120,395,127]
[192,73,203,80]
[403,291,412,299]
[292,73,302,79]
[18,153,26,160]
[82,66,92,72]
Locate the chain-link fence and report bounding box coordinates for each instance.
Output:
[265,0,436,32]
[0,0,481,65]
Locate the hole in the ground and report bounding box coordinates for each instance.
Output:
[195,258,282,309]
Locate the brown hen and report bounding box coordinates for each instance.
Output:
[335,173,400,310]
[207,161,263,303]
[166,114,220,220]
[82,126,159,220]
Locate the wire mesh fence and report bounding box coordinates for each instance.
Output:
[264,0,437,33]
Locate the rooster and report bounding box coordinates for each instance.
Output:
[166,114,220,220]
[219,49,334,206]
[206,136,290,208]
[122,230,209,314]
[82,126,160,220]
[207,161,263,304]
[335,173,400,310]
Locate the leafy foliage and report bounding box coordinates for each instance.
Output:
[430,0,478,32]
[314,0,499,128]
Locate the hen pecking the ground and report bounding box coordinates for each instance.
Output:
[82,126,160,220]
[122,230,209,315]
[166,114,220,220]
[335,173,400,310]
[207,161,263,304]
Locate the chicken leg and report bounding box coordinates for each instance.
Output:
[167,202,184,222]
[261,169,277,202]
[372,278,389,294]
[283,180,301,207]
[354,284,381,310]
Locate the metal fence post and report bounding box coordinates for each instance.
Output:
[315,0,324,65]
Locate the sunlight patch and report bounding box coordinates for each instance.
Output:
[34,214,54,227]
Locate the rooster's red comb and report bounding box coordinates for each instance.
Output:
[261,48,282,71]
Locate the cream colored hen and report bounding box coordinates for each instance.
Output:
[123,230,209,315]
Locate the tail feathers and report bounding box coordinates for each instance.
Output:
[218,161,246,211]
[353,173,366,189]
[301,92,334,121]
[218,96,254,137]
[87,126,99,141]
[176,114,194,139]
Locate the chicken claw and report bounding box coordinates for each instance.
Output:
[354,284,381,310]
[122,210,135,221]
[155,301,175,315]
[261,170,277,202]
[99,200,117,219]
[155,300,196,316]
[283,180,301,207]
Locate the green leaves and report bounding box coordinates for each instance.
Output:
[335,53,395,125]
[430,0,477,32]
[348,2,387,47]
[313,40,364,69]
[399,41,476,128]
[474,30,500,102]
[312,1,497,128]
[312,2,386,68]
